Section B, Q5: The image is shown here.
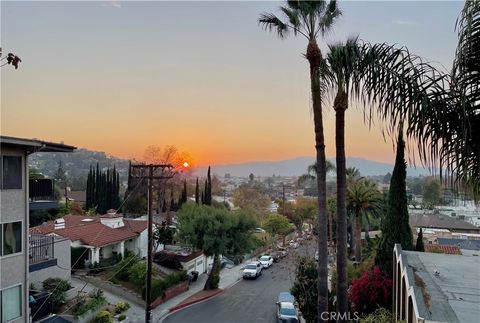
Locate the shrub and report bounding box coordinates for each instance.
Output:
[42,278,72,308]
[109,277,120,285]
[360,307,396,323]
[71,289,106,317]
[128,262,148,286]
[92,310,112,323]
[115,301,130,314]
[143,270,188,300]
[88,288,104,300]
[348,267,392,315]
[113,254,139,281]
[118,314,127,322]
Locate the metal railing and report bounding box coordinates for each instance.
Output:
[29,234,55,264]
[29,178,55,201]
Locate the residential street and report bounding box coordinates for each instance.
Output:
[163,241,316,323]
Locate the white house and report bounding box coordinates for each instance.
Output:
[30,211,153,265]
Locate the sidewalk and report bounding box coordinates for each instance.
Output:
[153,262,246,322]
[71,261,247,323]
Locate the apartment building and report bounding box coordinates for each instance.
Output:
[0,136,75,323]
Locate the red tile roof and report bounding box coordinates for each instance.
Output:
[425,244,462,255]
[30,214,148,248]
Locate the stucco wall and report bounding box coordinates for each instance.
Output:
[30,238,71,287]
[0,146,28,323]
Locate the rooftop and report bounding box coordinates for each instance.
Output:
[437,238,480,251]
[400,247,480,322]
[1,135,76,153]
[424,244,461,255]
[410,213,480,232]
[30,214,150,247]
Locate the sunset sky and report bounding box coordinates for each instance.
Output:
[1,1,462,166]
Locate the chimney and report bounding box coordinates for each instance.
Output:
[100,210,124,229]
[54,218,65,230]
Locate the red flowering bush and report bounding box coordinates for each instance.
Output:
[348,266,392,315]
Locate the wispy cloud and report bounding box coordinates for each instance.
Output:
[392,19,418,26]
[102,1,122,9]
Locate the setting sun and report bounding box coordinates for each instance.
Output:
[183,162,189,168]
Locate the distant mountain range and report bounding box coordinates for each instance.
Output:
[29,148,432,180]
[195,156,432,178]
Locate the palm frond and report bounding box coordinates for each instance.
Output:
[258,13,289,39]
[319,0,342,37]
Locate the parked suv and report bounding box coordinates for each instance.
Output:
[243,262,262,279]
[259,255,274,268]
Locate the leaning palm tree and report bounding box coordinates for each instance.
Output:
[346,179,381,262]
[259,1,341,317]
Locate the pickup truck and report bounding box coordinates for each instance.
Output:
[243,262,262,279]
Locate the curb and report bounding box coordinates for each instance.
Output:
[168,288,224,313]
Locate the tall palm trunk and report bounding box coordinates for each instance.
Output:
[354,209,362,262]
[307,39,329,321]
[334,89,349,320]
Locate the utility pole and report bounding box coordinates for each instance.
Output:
[282,183,286,215]
[129,163,174,323]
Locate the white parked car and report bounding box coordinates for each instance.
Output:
[258,255,274,268]
[289,241,299,249]
[243,262,262,279]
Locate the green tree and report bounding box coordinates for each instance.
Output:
[177,204,257,290]
[259,1,341,317]
[263,213,293,247]
[291,257,318,323]
[422,178,442,208]
[346,179,381,262]
[298,160,336,188]
[376,127,413,274]
[123,193,147,215]
[415,228,425,252]
[54,160,68,189]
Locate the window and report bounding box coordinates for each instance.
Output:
[1,285,22,322]
[1,222,22,256]
[1,156,22,189]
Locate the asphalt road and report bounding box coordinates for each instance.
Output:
[163,240,317,323]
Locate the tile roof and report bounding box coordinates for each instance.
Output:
[30,214,148,248]
[424,244,462,255]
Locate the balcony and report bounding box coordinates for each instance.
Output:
[29,234,57,272]
[29,178,58,210]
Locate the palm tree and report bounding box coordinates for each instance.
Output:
[298,160,336,187]
[324,35,448,315]
[259,1,341,317]
[346,179,381,262]
[445,1,480,198]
